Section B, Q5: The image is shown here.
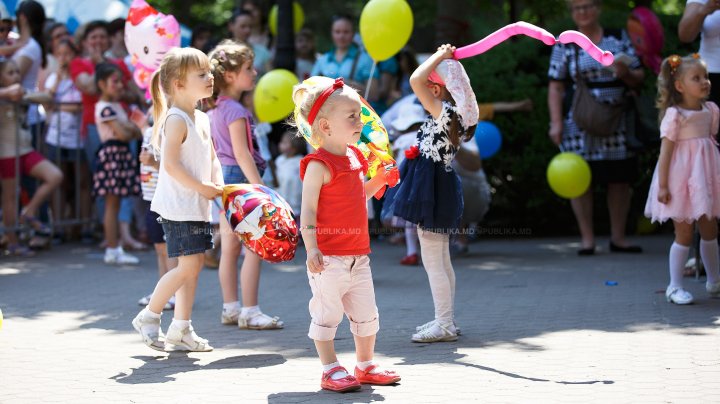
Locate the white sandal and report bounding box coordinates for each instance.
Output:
[238,312,284,330]
[411,322,458,343]
[165,325,213,352]
[416,320,461,335]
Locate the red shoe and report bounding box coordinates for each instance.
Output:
[320,366,361,392]
[400,253,418,265]
[354,365,401,385]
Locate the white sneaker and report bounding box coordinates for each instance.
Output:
[138,294,175,310]
[411,322,458,343]
[165,324,213,352]
[138,294,152,306]
[706,280,720,297]
[416,320,461,335]
[131,310,165,351]
[104,247,139,265]
[666,286,694,305]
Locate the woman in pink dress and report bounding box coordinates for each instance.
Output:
[645,54,720,304]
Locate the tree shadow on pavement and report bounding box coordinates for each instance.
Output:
[396,343,614,385]
[110,352,285,384]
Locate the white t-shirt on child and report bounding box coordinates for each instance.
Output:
[44,72,83,149]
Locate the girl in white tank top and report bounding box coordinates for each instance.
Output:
[132,48,223,352]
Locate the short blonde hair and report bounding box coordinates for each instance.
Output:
[291,76,360,146]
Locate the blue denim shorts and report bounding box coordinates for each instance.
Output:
[222,164,265,184]
[157,217,214,258]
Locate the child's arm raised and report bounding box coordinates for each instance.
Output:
[229,118,263,184]
[107,118,142,142]
[163,114,223,200]
[301,160,329,273]
[409,44,455,119]
[656,137,675,204]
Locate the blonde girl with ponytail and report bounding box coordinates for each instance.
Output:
[132,47,224,352]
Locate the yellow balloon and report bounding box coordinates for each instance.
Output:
[360,0,413,61]
[268,2,305,37]
[254,69,299,123]
[0,308,3,330]
[546,152,591,199]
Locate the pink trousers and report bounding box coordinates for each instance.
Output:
[307,255,380,341]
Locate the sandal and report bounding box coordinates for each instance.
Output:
[20,214,51,236]
[5,243,36,257]
[411,322,458,343]
[28,235,51,250]
[238,312,284,330]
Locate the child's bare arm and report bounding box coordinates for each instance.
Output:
[229,118,263,184]
[410,44,455,119]
[107,119,142,142]
[364,172,387,201]
[301,160,329,273]
[0,40,25,57]
[656,138,675,204]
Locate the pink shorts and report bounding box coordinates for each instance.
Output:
[0,151,45,179]
[307,255,380,341]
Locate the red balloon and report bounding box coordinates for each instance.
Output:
[223,184,299,263]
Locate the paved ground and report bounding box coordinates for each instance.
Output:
[1,234,719,403]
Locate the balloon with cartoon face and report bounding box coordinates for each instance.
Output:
[125,0,180,96]
[222,184,299,263]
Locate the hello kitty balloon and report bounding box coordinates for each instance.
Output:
[125,0,180,96]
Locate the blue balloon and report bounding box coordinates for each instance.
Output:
[474,121,502,159]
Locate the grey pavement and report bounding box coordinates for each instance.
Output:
[1,234,720,403]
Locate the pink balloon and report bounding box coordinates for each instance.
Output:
[453,22,557,60]
[556,30,615,66]
[125,0,181,97]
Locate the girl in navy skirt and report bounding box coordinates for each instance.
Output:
[93,63,142,264]
[387,44,479,343]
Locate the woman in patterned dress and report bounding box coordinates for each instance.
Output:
[547,0,645,255]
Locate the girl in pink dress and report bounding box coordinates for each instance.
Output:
[645,54,720,304]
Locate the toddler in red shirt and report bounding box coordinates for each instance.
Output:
[295,76,400,393]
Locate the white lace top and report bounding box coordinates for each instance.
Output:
[416,101,461,171]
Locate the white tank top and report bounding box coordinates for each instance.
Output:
[151,107,213,222]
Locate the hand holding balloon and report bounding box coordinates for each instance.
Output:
[557,31,614,66]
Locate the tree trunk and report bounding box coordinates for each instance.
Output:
[274,0,295,72]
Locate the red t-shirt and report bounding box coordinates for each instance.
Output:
[300,145,371,256]
[69,57,132,136]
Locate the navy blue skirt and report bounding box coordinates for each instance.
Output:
[387,157,463,234]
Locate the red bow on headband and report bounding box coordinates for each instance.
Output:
[308,78,345,125]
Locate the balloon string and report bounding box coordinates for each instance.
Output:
[365,61,377,100]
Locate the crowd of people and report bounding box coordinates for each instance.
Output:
[3,0,720,393]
